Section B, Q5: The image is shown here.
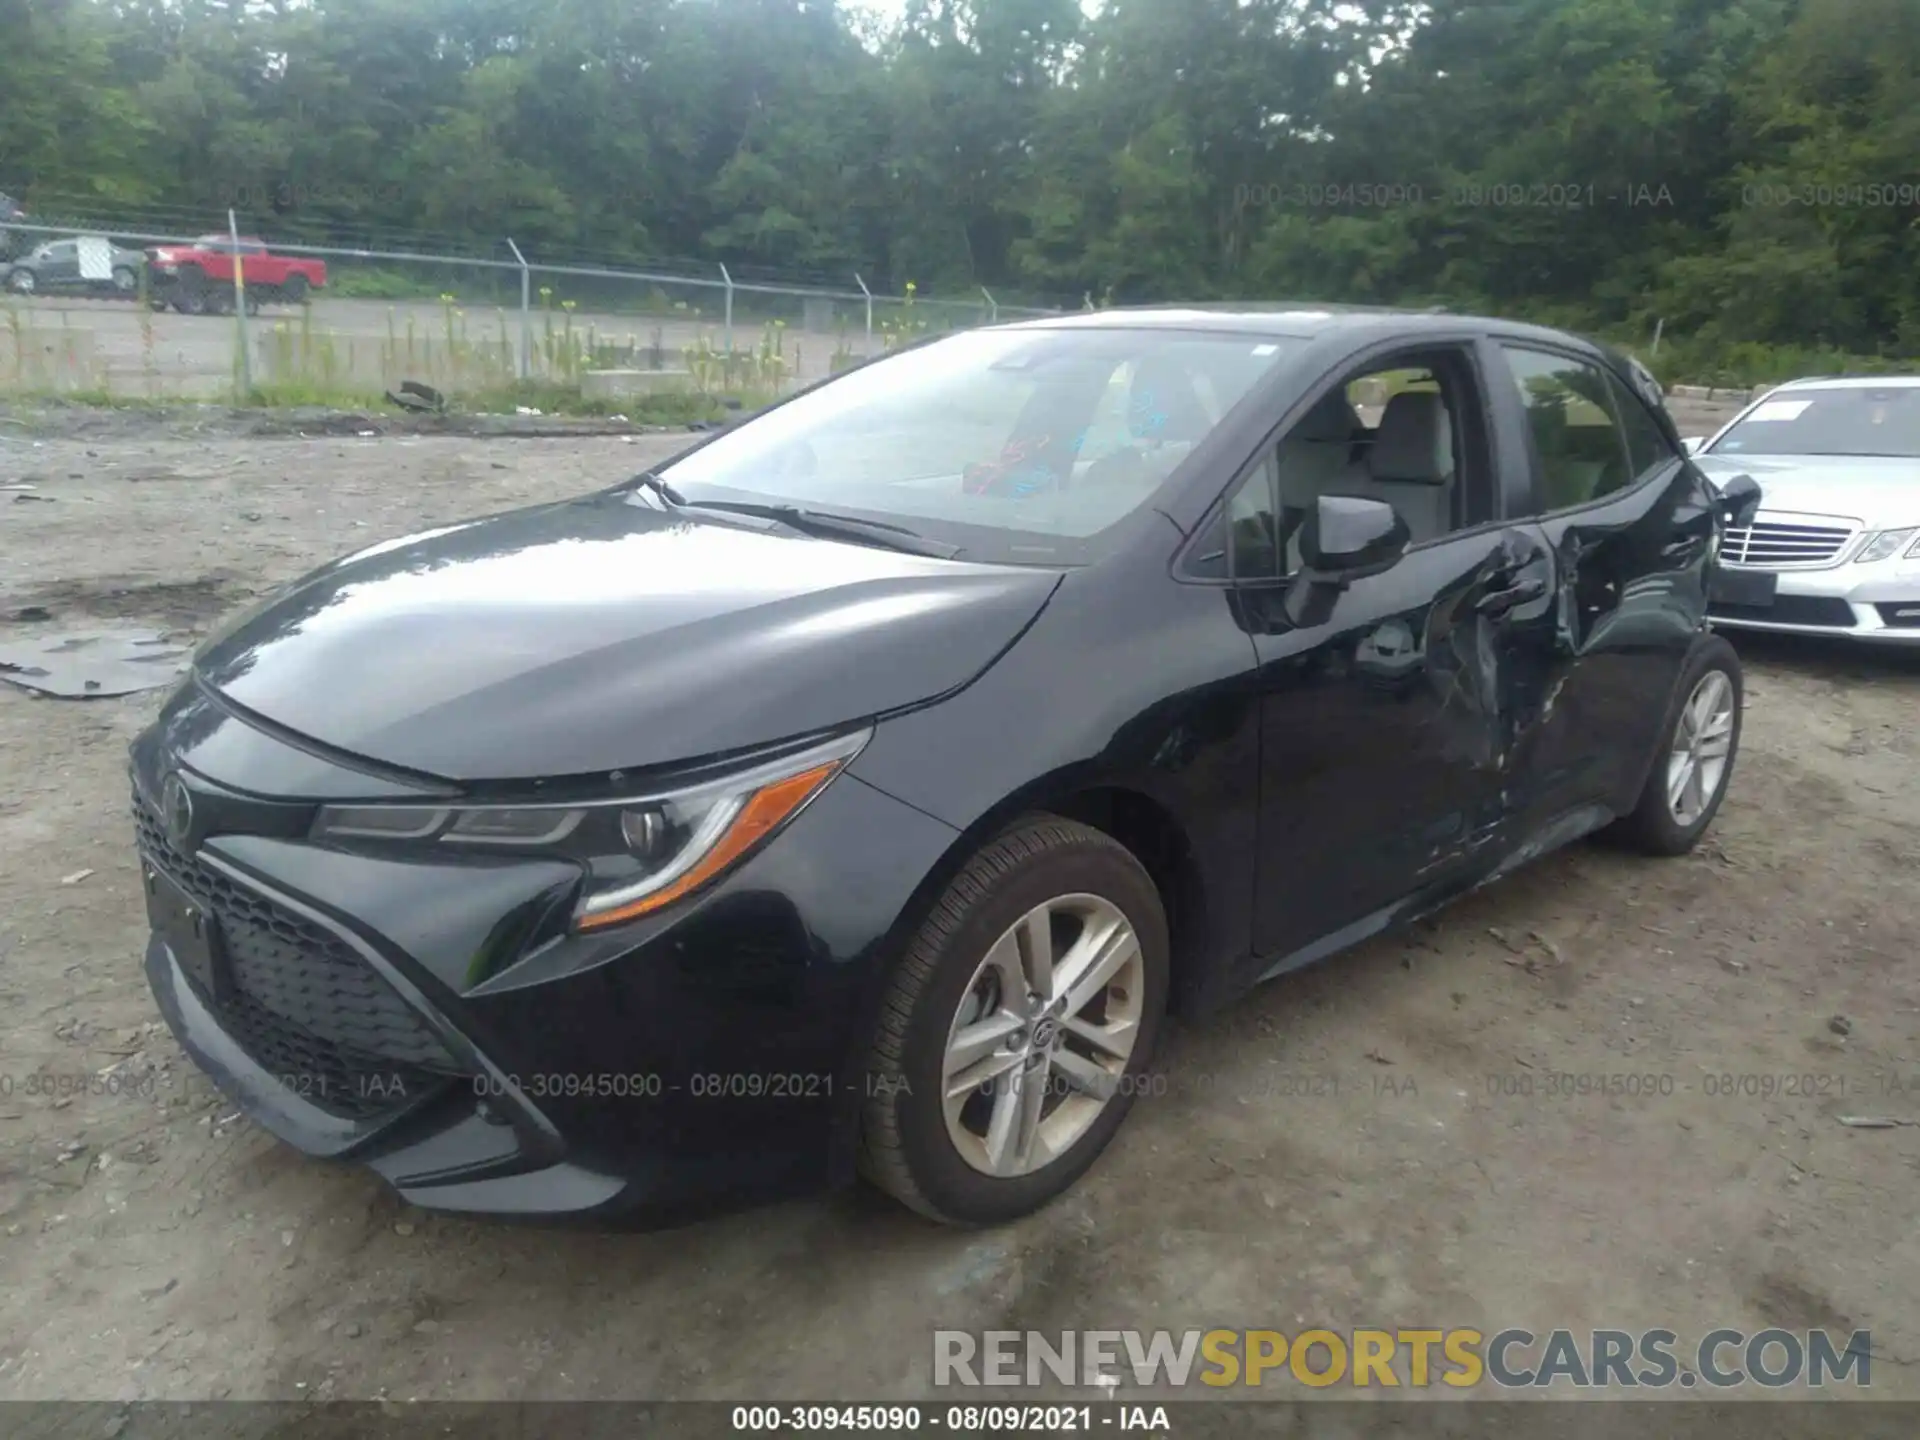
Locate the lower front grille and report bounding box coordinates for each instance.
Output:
[218,987,449,1118]
[134,787,462,1120]
[1711,595,1859,628]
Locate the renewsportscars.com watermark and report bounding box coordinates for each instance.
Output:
[934,1328,1873,1390]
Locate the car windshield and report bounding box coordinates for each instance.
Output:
[649,327,1300,561]
[1709,386,1920,459]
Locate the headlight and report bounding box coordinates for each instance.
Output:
[311,727,871,931]
[1855,528,1918,564]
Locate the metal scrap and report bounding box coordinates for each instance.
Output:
[0,629,189,699]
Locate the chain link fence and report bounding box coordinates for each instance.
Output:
[0,211,1065,404]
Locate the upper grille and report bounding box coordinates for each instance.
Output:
[1720,515,1855,569]
[134,788,463,1116]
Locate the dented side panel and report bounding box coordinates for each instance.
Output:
[1508,461,1717,838]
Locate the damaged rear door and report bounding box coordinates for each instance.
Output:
[1488,341,1714,848]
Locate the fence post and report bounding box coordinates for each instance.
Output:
[718,264,734,354]
[506,238,530,380]
[854,273,872,349]
[228,209,252,399]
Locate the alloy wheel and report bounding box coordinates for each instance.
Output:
[941,892,1144,1178]
[1667,669,1735,826]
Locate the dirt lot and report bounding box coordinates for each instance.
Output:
[1,404,1917,1405]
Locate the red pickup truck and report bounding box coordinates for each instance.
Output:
[145,235,327,313]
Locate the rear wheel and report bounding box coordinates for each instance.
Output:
[111,265,137,293]
[171,266,209,315]
[1611,635,1742,855]
[860,816,1169,1226]
[281,273,310,304]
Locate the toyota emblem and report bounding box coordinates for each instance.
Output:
[161,773,195,849]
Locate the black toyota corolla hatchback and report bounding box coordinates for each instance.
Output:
[131,306,1762,1227]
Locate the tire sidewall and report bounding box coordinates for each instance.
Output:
[884,835,1169,1225]
[1647,638,1743,849]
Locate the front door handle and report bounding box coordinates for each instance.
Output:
[1476,576,1547,615]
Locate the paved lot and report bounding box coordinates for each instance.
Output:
[0,407,1916,1403]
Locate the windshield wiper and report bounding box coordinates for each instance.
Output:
[629,470,688,507]
[672,499,962,558]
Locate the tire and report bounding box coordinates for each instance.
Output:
[172,266,209,315]
[281,274,310,304]
[6,267,34,295]
[860,815,1169,1226]
[1609,635,1743,856]
[111,265,137,293]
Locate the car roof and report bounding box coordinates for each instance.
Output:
[1767,374,1920,392]
[1001,303,1606,352]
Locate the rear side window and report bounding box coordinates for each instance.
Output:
[1606,371,1679,483]
[1499,346,1634,511]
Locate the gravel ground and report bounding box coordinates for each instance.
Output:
[1,403,1916,1404]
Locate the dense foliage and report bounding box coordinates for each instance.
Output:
[5,0,1919,352]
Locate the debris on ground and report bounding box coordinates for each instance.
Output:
[59,869,95,885]
[0,630,189,699]
[1837,1116,1917,1130]
[384,381,447,414]
[1829,1015,1852,1036]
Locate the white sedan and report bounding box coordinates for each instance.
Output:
[1688,376,1920,644]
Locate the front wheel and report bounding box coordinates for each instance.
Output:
[5,267,34,295]
[860,816,1169,1226]
[1610,635,1743,855]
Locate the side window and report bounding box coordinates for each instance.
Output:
[1226,453,1283,580]
[1499,346,1635,511]
[1605,371,1680,482]
[1185,454,1281,581]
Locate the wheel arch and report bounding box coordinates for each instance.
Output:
[867,774,1212,1021]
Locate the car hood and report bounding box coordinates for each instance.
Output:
[1694,454,1920,524]
[194,491,1062,781]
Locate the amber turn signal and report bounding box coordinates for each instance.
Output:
[573,760,842,931]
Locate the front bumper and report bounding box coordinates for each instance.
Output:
[131,684,959,1226]
[1708,559,1920,644]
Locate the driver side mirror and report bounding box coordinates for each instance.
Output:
[1299,494,1411,582]
[1283,495,1411,629]
[1712,472,1762,530]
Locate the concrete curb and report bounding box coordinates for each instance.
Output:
[1667,383,1773,403]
